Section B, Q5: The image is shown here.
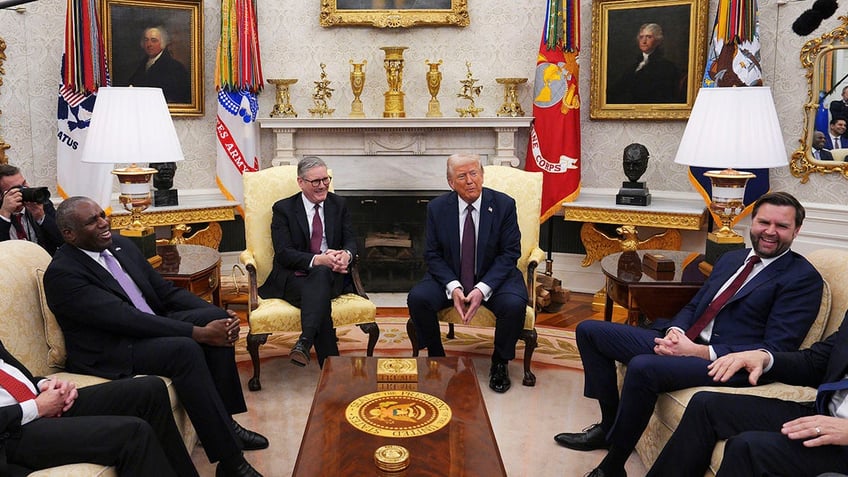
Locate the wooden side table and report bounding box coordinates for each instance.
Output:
[601,250,708,325]
[156,244,222,306]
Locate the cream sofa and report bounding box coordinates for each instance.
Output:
[0,240,197,476]
[630,248,848,475]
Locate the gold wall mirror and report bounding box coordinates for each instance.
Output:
[791,15,848,182]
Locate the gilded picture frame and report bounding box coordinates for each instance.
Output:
[590,0,708,120]
[319,0,470,28]
[100,0,203,116]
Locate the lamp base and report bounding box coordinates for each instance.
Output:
[154,189,179,207]
[705,232,745,265]
[120,227,161,267]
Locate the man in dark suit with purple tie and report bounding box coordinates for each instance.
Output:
[43,196,266,477]
[647,317,848,477]
[825,117,848,150]
[554,192,824,477]
[407,153,527,394]
[258,156,357,368]
[0,340,197,476]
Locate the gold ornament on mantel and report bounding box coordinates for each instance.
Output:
[495,77,527,117]
[456,61,483,118]
[349,59,367,118]
[380,46,408,118]
[267,78,298,118]
[425,59,443,118]
[309,63,335,118]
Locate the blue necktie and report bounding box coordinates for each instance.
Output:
[815,378,848,415]
[101,252,154,314]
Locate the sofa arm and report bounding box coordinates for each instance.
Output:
[239,250,260,312]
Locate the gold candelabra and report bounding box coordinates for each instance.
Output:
[309,63,335,118]
[456,61,483,118]
[381,46,408,118]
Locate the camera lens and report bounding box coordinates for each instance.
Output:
[20,187,51,204]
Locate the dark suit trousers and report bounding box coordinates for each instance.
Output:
[577,320,752,454]
[647,392,848,477]
[282,265,345,365]
[6,376,196,477]
[131,335,243,463]
[407,276,526,360]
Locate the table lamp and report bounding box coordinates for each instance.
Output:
[674,86,788,264]
[81,86,185,263]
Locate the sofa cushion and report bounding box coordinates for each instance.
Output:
[800,278,831,349]
[36,268,67,369]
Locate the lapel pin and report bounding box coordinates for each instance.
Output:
[488,207,493,213]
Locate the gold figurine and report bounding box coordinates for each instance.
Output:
[267,78,299,118]
[456,61,483,118]
[425,59,443,118]
[495,77,527,117]
[380,46,408,118]
[349,60,367,118]
[309,63,335,118]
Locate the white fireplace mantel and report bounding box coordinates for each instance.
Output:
[258,117,533,167]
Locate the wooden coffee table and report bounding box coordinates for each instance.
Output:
[292,356,506,476]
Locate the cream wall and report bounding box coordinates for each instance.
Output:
[0,0,845,206]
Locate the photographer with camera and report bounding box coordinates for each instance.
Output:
[0,164,62,255]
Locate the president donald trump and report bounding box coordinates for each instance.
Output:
[407,153,527,393]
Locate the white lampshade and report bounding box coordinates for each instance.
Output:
[674,87,787,169]
[81,87,184,165]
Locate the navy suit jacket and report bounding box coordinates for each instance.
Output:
[258,191,357,299]
[824,134,848,150]
[43,235,215,379]
[769,316,848,388]
[423,188,527,300]
[663,248,823,357]
[0,202,62,255]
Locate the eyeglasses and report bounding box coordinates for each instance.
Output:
[301,176,332,187]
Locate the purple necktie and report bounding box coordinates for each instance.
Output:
[310,203,323,254]
[101,252,154,314]
[686,256,761,341]
[460,204,476,292]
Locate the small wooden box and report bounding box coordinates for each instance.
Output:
[642,252,675,272]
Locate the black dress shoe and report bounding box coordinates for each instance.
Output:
[290,338,311,367]
[584,466,626,477]
[488,362,511,393]
[232,420,269,450]
[554,423,609,451]
[216,455,263,477]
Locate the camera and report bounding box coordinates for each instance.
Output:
[9,185,51,204]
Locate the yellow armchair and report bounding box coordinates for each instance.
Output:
[407,165,545,386]
[241,165,379,391]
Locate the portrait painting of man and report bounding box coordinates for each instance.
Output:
[336,0,452,9]
[101,0,202,115]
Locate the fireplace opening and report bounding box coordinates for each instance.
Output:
[345,190,444,292]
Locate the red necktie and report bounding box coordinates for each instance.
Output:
[310,203,323,254]
[460,204,476,292]
[0,368,37,402]
[685,256,761,341]
[11,214,27,240]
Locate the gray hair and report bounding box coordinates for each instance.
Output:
[143,26,169,47]
[297,156,328,178]
[638,23,664,44]
[446,153,483,180]
[56,196,94,232]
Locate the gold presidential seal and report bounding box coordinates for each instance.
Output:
[345,390,452,438]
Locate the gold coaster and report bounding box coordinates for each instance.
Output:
[374,444,410,472]
[346,390,452,437]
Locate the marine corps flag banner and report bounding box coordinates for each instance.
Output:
[216,0,263,216]
[691,0,767,226]
[525,0,581,222]
[57,0,113,210]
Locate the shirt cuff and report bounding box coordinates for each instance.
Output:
[446,280,462,299]
[708,346,717,361]
[20,400,39,425]
[476,282,493,301]
[761,349,775,372]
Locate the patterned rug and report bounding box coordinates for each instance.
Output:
[234,317,583,370]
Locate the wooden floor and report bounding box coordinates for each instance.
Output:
[376,292,603,332]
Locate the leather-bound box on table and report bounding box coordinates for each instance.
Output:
[642,252,675,272]
[642,266,675,281]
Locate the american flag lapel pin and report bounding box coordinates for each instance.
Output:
[488,206,493,213]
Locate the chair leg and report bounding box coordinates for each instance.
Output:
[447,322,455,339]
[520,328,537,387]
[406,319,420,357]
[246,332,269,392]
[358,322,380,357]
